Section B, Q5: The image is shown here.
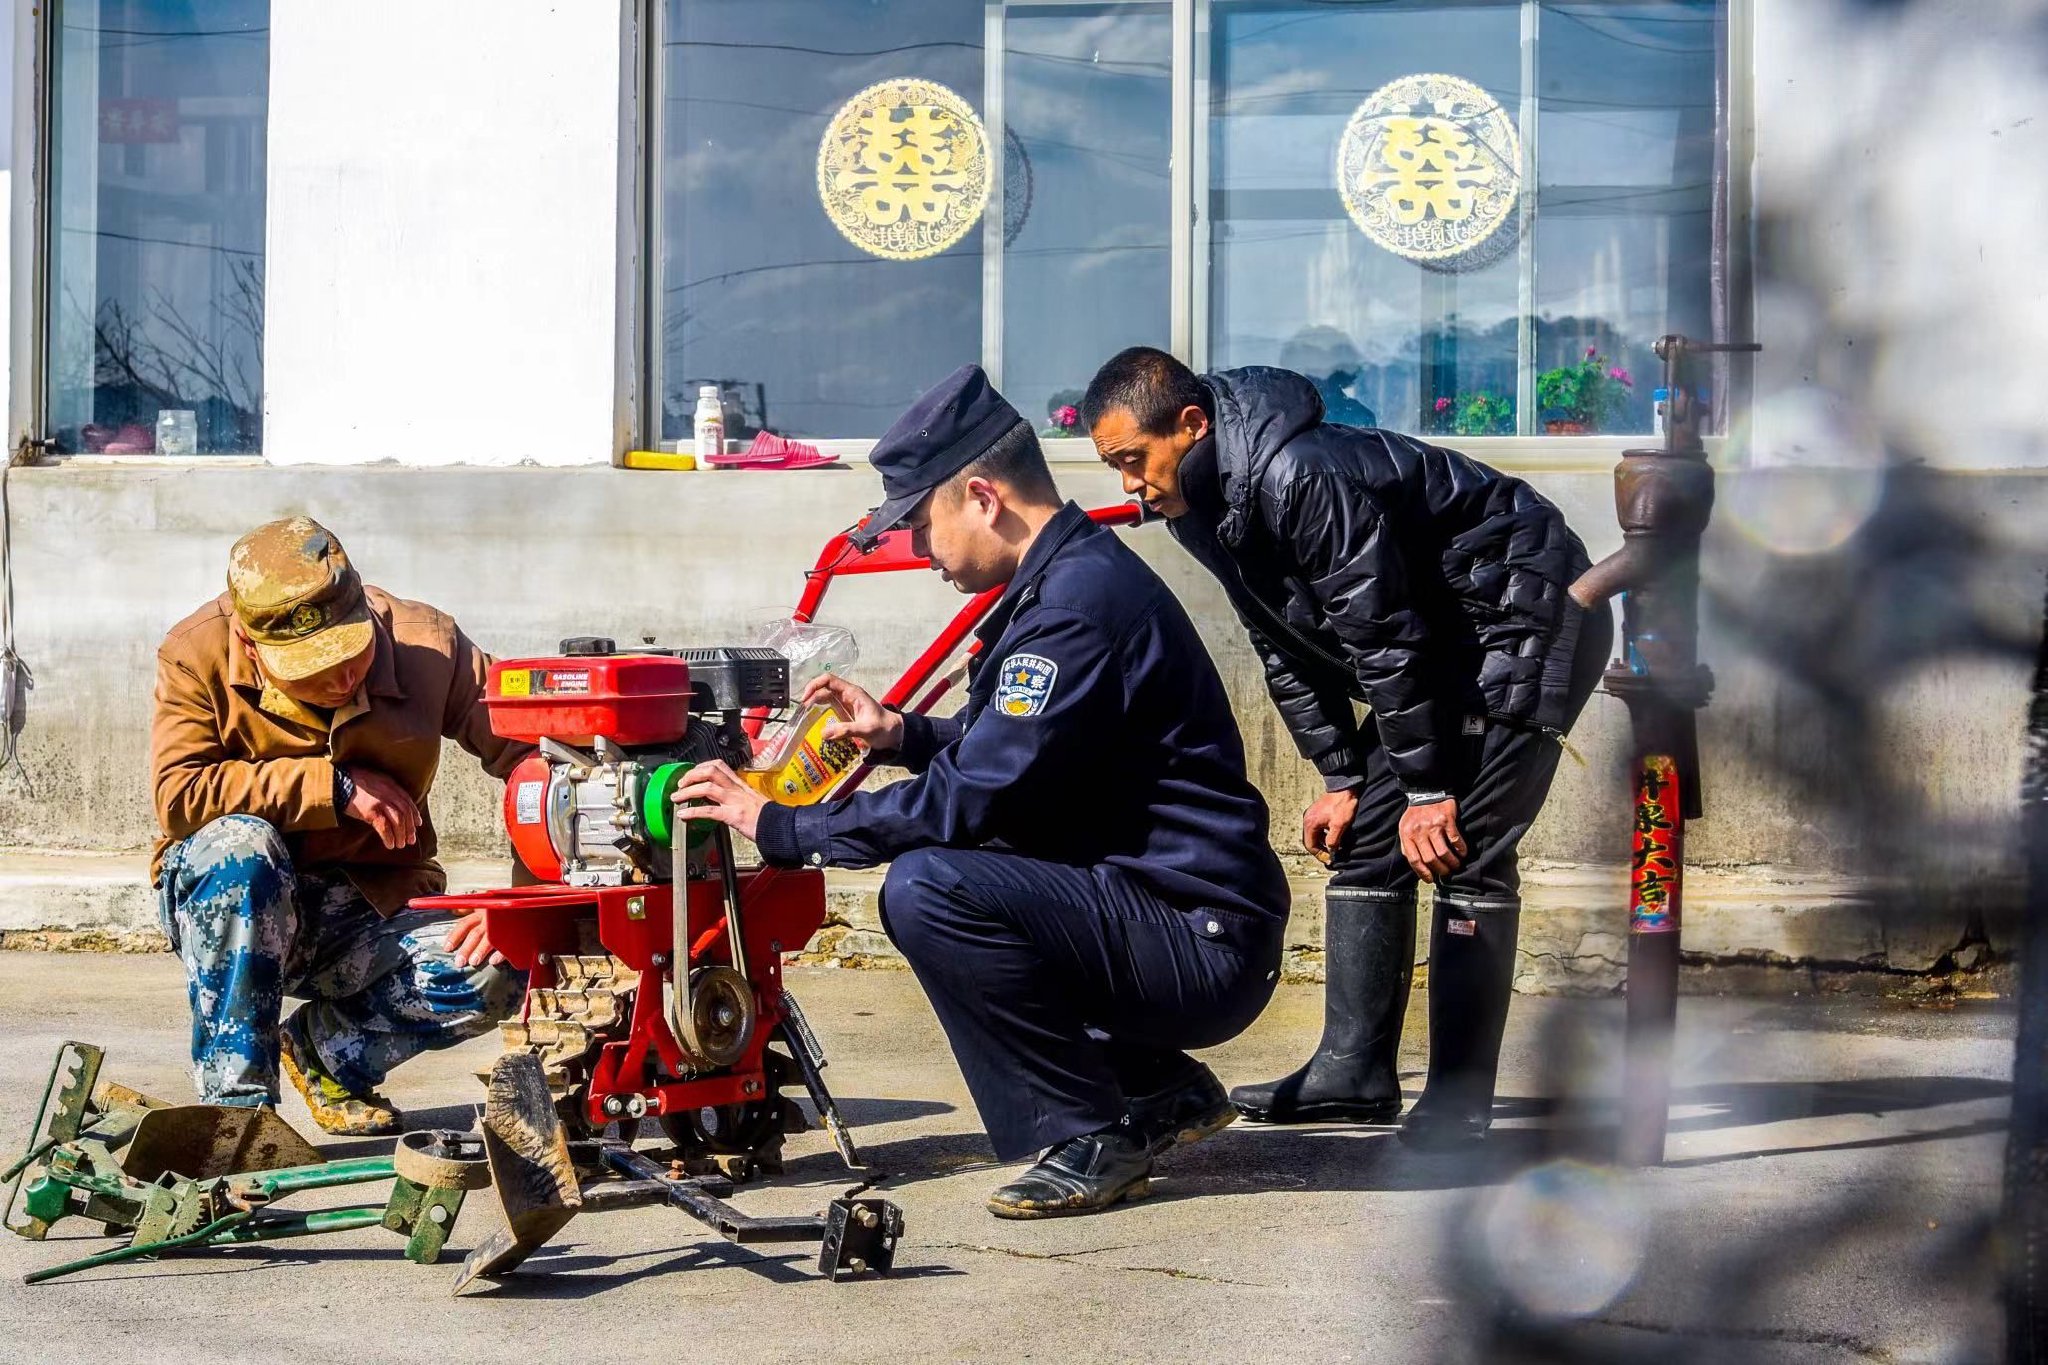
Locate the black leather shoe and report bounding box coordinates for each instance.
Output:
[1129,1063,1237,1156]
[987,1127,1154,1220]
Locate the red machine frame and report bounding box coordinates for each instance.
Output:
[417,872,825,1131]
[421,502,1144,1135]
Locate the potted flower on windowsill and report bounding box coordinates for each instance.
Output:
[1431,392,1515,438]
[1536,347,1633,434]
[1040,404,1084,440]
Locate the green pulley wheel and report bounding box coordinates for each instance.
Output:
[644,762,714,851]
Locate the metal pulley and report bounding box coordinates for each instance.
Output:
[674,966,756,1069]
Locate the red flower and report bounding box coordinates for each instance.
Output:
[1055,405,1079,429]
[1434,397,1453,413]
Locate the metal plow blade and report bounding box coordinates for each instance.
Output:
[452,1051,583,1294]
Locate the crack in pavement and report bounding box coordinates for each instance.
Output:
[1108,1262,1272,1288]
[923,1241,1272,1287]
[922,1239,1143,1264]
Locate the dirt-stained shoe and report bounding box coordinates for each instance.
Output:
[987,1127,1153,1220]
[279,1022,400,1136]
[1129,1063,1238,1156]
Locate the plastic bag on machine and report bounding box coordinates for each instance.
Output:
[745,617,864,801]
[748,616,860,688]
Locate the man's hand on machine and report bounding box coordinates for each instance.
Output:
[339,764,420,849]
[1399,797,1466,881]
[803,673,902,753]
[445,909,506,969]
[672,761,770,842]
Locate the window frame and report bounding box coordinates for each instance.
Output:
[12,0,276,465]
[10,0,48,459]
[640,0,1753,466]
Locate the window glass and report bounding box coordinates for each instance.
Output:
[1206,0,1721,437]
[1533,1,1719,435]
[1208,2,1525,434]
[999,3,1172,438]
[654,0,1725,443]
[46,0,269,455]
[659,0,984,443]
[658,0,1174,444]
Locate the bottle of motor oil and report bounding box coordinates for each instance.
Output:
[743,700,862,804]
[693,385,725,467]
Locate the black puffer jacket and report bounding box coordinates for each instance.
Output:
[1167,367,1593,796]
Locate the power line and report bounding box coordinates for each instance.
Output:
[61,23,267,37]
[667,237,1168,295]
[57,225,265,260]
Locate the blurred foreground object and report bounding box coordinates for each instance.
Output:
[2003,577,2048,1359]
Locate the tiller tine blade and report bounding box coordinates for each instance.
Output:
[452,1051,583,1294]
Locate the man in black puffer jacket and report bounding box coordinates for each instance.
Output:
[1080,347,1612,1148]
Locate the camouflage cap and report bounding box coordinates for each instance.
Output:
[226,517,374,682]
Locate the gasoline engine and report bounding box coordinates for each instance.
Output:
[415,635,860,1180]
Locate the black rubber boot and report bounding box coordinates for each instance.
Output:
[1399,894,1522,1151]
[1229,889,1414,1124]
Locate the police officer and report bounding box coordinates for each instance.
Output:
[1081,347,1612,1150]
[674,364,1290,1218]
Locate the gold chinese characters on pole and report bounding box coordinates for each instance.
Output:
[817,79,992,261]
[1336,73,1521,267]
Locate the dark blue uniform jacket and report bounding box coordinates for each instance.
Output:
[753,502,1289,938]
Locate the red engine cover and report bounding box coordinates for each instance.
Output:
[485,654,693,745]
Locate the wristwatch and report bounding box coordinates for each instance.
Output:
[333,764,357,811]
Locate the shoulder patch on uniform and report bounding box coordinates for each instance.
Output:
[994,653,1059,718]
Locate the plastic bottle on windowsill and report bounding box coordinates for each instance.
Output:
[692,385,725,469]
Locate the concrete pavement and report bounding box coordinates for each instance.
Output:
[0,955,2012,1363]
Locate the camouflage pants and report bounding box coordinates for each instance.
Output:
[157,814,523,1105]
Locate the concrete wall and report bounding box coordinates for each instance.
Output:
[1,462,2036,908]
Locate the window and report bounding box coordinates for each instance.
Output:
[655,0,1172,443]
[44,0,269,455]
[651,0,1730,446]
[1202,0,1724,437]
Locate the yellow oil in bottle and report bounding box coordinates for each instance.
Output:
[742,700,863,805]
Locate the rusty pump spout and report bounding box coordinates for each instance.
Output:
[1569,333,1759,1168]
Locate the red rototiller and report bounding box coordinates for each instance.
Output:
[414,504,1142,1287]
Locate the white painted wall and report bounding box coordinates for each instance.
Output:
[1747,0,2048,470]
[261,1,632,467]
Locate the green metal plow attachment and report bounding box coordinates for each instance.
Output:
[4,1041,488,1284]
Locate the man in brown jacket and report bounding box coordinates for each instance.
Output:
[152,517,529,1134]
